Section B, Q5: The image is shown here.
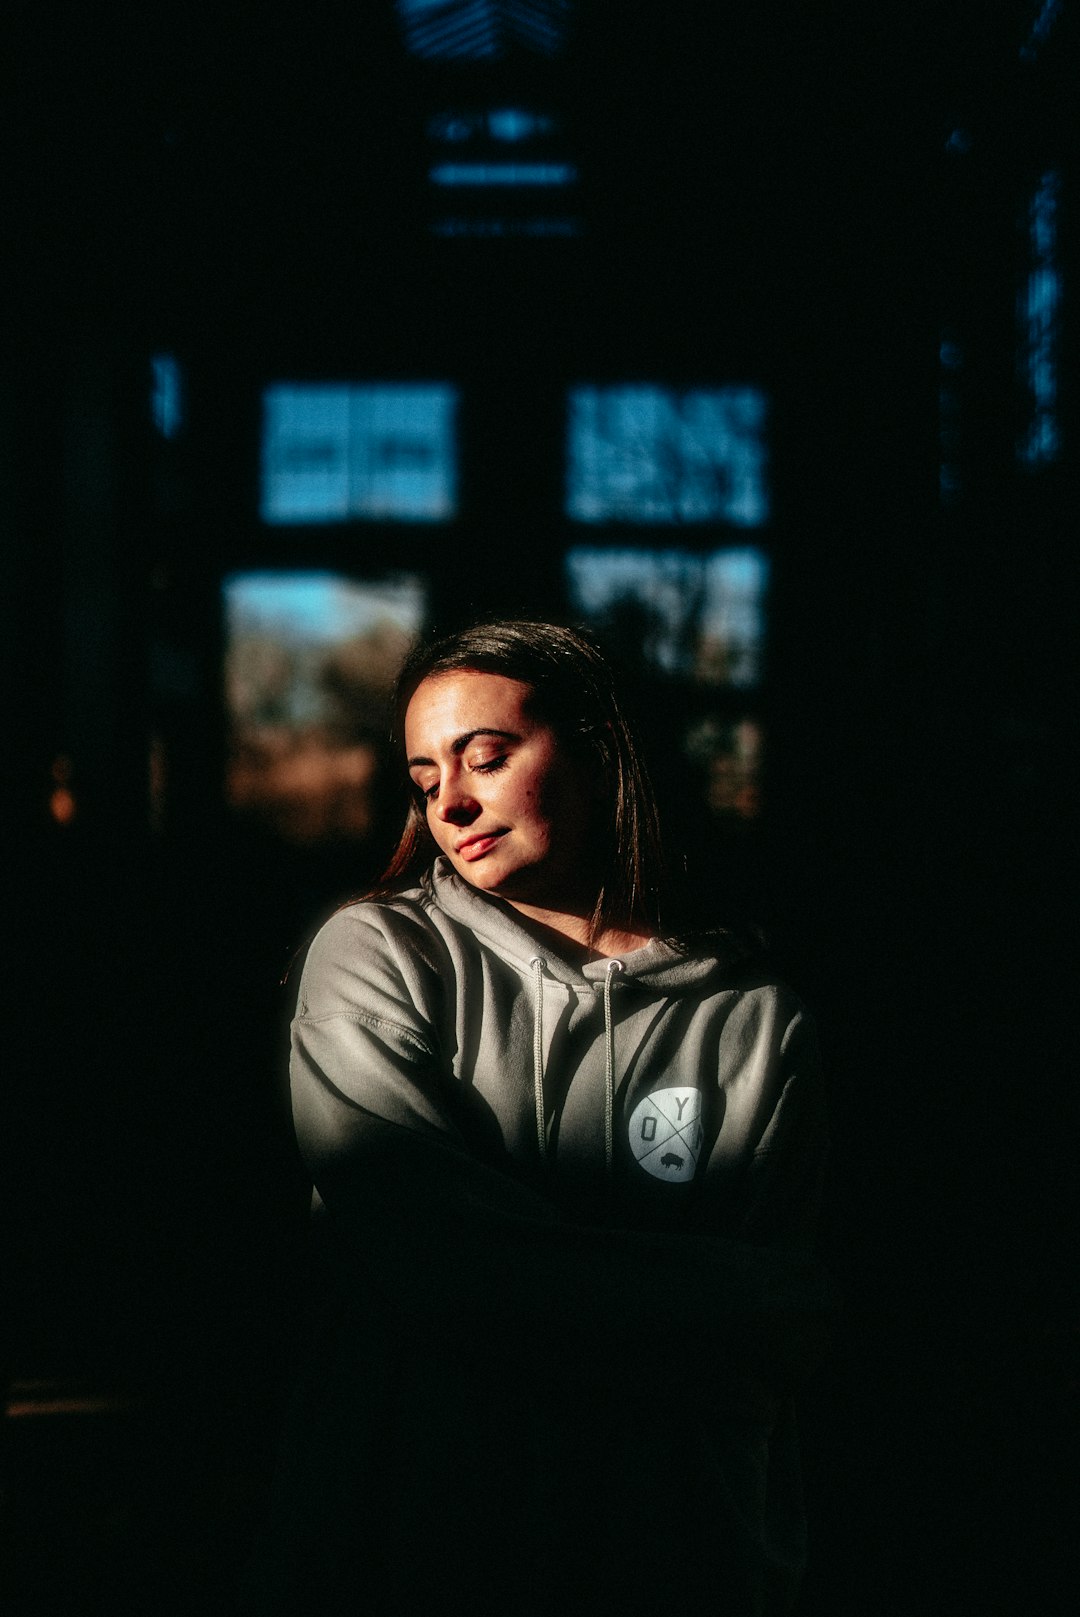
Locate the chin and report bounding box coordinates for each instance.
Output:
[454,856,532,898]
[452,856,513,890]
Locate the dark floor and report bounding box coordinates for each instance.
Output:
[3,1300,1077,1615]
[4,829,1076,1615]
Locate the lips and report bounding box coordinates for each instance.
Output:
[455,830,507,862]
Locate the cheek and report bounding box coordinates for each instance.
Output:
[536,773,591,841]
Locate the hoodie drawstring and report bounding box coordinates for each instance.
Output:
[603,959,623,1178]
[530,957,548,1166]
[530,954,623,1180]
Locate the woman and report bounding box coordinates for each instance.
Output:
[249,621,830,1617]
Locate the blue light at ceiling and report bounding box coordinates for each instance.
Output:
[430,162,576,186]
[397,0,573,62]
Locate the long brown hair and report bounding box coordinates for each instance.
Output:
[371,619,667,942]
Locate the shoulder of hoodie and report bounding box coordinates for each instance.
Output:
[662,927,822,1101]
[295,886,815,1044]
[651,923,821,1084]
[292,883,453,1024]
[665,922,813,1007]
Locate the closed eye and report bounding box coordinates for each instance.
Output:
[411,753,509,804]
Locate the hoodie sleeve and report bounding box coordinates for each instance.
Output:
[699,995,829,1251]
[737,1009,828,1248]
[289,907,832,1388]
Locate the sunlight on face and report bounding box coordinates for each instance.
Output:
[405,670,599,914]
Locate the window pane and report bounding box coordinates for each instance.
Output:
[396,0,572,62]
[1017,171,1062,470]
[566,546,769,687]
[223,571,425,842]
[150,354,183,440]
[261,384,459,524]
[567,386,769,526]
[685,714,764,819]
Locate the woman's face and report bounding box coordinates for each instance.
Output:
[404,670,601,911]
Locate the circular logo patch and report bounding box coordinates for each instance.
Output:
[628,1088,703,1182]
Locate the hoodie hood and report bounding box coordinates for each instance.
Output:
[421,857,766,1185]
[426,856,753,995]
[293,854,814,1232]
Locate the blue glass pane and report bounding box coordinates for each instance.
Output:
[261,384,459,523]
[397,0,572,62]
[1018,171,1061,469]
[432,216,581,238]
[567,386,769,526]
[428,109,557,143]
[429,162,576,186]
[1021,0,1062,59]
[151,354,183,440]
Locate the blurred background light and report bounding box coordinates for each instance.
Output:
[222,571,425,843]
[396,0,573,62]
[150,354,183,441]
[567,386,770,525]
[261,385,459,524]
[566,545,769,686]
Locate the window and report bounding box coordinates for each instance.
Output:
[429,108,558,144]
[566,546,768,686]
[396,0,573,62]
[430,161,576,187]
[1020,0,1062,60]
[567,386,769,525]
[427,105,580,237]
[223,571,425,842]
[261,384,459,524]
[1017,171,1062,469]
[939,329,964,507]
[566,543,769,821]
[684,714,764,820]
[150,354,183,440]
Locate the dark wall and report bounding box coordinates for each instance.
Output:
[5,4,1076,1613]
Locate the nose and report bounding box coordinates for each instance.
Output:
[433,777,480,826]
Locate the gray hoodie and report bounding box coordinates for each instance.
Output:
[273,856,830,1615]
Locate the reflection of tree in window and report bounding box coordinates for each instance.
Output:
[223,573,425,844]
[566,547,768,687]
[1017,170,1061,469]
[374,438,437,472]
[567,387,769,526]
[685,716,764,820]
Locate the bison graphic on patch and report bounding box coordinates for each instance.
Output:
[628,1088,703,1182]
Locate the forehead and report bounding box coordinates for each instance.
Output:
[404,670,537,749]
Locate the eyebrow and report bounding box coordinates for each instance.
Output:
[407,728,522,769]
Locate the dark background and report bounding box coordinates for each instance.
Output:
[3,3,1076,1612]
